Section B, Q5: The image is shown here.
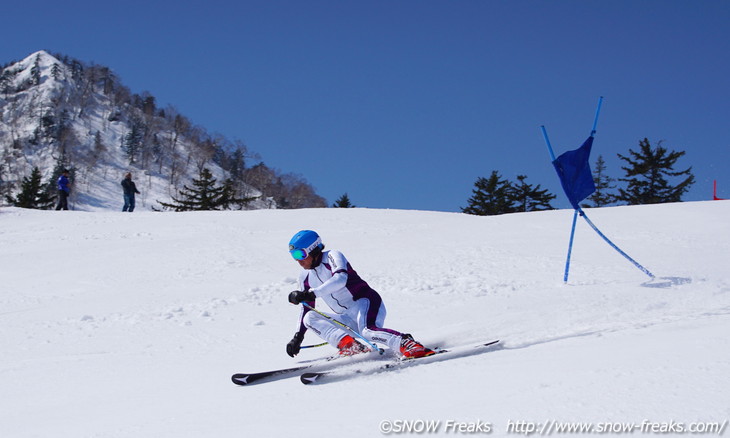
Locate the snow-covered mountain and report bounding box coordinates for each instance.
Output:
[0,51,324,211]
[1,201,728,437]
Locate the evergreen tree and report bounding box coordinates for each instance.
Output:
[511,175,556,212]
[30,55,41,86]
[0,69,12,95]
[617,138,695,205]
[51,63,62,80]
[583,155,616,208]
[124,117,145,164]
[332,193,355,208]
[462,171,516,216]
[6,167,55,209]
[157,168,242,211]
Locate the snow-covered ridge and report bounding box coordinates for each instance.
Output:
[1,201,728,436]
[1,50,275,211]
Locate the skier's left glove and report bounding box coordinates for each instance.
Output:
[288,290,316,305]
[286,332,305,357]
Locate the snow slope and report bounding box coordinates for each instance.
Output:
[1,202,728,437]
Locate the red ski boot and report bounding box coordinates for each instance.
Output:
[399,334,435,359]
[337,335,370,356]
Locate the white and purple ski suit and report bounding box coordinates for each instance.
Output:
[295,249,404,352]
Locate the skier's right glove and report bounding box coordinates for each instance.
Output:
[286,332,305,357]
[288,290,316,305]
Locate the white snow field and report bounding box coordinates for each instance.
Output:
[1,202,728,437]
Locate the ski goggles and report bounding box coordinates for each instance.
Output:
[289,237,322,261]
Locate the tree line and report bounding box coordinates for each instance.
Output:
[7,137,696,212]
[4,162,73,209]
[153,166,326,211]
[462,138,695,216]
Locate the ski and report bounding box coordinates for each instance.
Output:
[300,340,500,385]
[232,365,313,386]
[232,350,389,386]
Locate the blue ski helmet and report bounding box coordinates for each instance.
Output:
[288,230,324,260]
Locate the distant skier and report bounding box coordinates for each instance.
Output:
[55,169,70,210]
[121,172,141,212]
[285,230,435,359]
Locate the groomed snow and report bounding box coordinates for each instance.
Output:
[1,202,728,437]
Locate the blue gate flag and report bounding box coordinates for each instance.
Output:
[552,136,596,210]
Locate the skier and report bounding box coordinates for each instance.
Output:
[121,172,141,212]
[55,169,70,210]
[285,230,435,359]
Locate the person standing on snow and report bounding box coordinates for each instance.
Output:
[55,169,70,210]
[285,230,434,359]
[121,172,141,212]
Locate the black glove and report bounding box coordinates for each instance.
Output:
[286,332,305,357]
[288,290,316,305]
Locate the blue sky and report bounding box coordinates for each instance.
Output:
[3,0,729,211]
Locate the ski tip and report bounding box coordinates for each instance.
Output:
[300,372,324,385]
[481,340,501,350]
[231,374,251,386]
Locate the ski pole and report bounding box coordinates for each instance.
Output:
[301,302,384,354]
[301,342,328,349]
